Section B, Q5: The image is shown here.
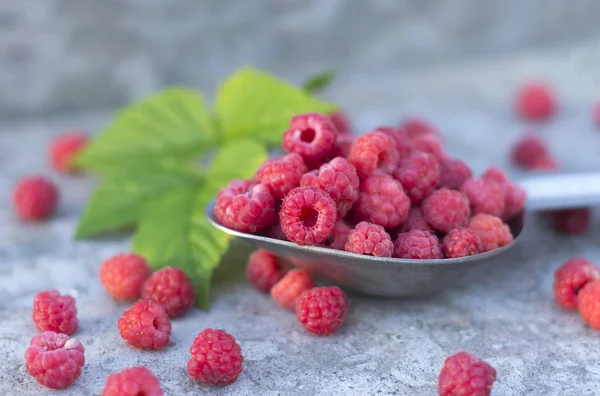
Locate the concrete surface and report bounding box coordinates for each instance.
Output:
[1,49,600,395]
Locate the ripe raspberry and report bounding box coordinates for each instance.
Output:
[402,117,441,140]
[118,300,171,350]
[398,207,433,233]
[394,151,440,204]
[438,351,496,396]
[49,132,88,174]
[422,188,471,233]
[516,81,556,121]
[214,179,276,233]
[325,220,352,250]
[553,257,600,310]
[468,213,513,252]
[279,187,337,246]
[442,227,482,258]
[348,131,399,179]
[353,174,410,229]
[394,230,442,259]
[374,126,413,159]
[32,289,78,335]
[296,286,349,336]
[141,267,195,318]
[439,158,472,190]
[24,332,85,389]
[246,249,286,293]
[330,110,352,136]
[271,268,315,311]
[300,157,359,218]
[531,156,560,171]
[283,113,336,162]
[187,328,243,385]
[13,176,59,222]
[460,178,506,217]
[345,221,394,257]
[510,135,550,169]
[255,153,307,199]
[102,366,163,396]
[99,253,151,300]
[579,280,600,330]
[481,167,527,220]
[335,134,353,157]
[411,134,446,161]
[265,221,289,241]
[548,208,591,235]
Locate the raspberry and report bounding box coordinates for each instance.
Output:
[422,188,471,233]
[553,257,600,310]
[255,153,307,199]
[265,221,289,241]
[438,351,496,396]
[468,213,513,252]
[439,158,472,190]
[330,110,352,136]
[411,134,446,161]
[187,328,243,385]
[442,227,482,258]
[510,135,550,169]
[374,126,414,159]
[593,103,600,128]
[578,280,600,330]
[102,366,164,396]
[300,157,360,218]
[394,230,442,259]
[279,187,337,246]
[345,221,394,257]
[246,249,286,293]
[516,82,556,121]
[141,267,195,318]
[402,117,441,140]
[49,132,88,174]
[283,113,336,162]
[32,289,78,335]
[531,156,559,171]
[481,167,526,220]
[548,208,591,235]
[394,151,440,204]
[296,286,349,336]
[325,220,352,250]
[99,253,151,300]
[335,134,354,157]
[353,174,410,229]
[460,178,506,217]
[398,207,433,233]
[118,300,171,350]
[24,332,85,389]
[214,179,276,233]
[271,268,315,311]
[348,131,399,179]
[13,176,59,222]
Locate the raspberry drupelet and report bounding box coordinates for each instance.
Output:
[515,81,556,121]
[141,267,195,318]
[187,328,243,386]
[118,300,171,350]
[271,268,315,311]
[393,151,440,204]
[49,132,88,174]
[255,153,307,199]
[578,280,600,330]
[325,220,352,250]
[296,286,349,336]
[460,178,506,217]
[439,158,472,190]
[345,221,394,257]
[13,176,59,222]
[373,126,414,159]
[348,131,399,179]
[394,230,442,259]
[353,173,410,229]
[510,135,550,169]
[246,249,286,293]
[283,113,336,163]
[102,366,164,396]
[32,289,78,335]
[442,227,482,258]
[214,179,276,233]
[99,253,151,300]
[438,351,496,396]
[468,213,513,252]
[553,257,600,310]
[422,188,471,233]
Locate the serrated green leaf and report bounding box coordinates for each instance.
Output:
[76,87,217,173]
[215,67,338,146]
[209,139,268,180]
[302,70,336,94]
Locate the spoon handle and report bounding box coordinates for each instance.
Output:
[517,171,600,211]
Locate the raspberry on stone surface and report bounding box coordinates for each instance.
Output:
[460,178,506,217]
[579,280,600,330]
[553,257,600,310]
[394,230,442,259]
[102,366,164,396]
[271,268,315,311]
[32,289,78,335]
[515,81,556,121]
[439,158,472,190]
[99,253,151,300]
[141,267,195,318]
[283,113,336,163]
[393,151,440,204]
[373,126,414,159]
[13,175,59,222]
[442,227,482,258]
[187,328,243,386]
[49,132,88,174]
[438,351,496,396]
[353,173,410,229]
[296,286,349,336]
[325,220,352,250]
[24,331,85,389]
[348,131,399,179]
[548,208,591,235]
[118,300,171,350]
[510,135,551,169]
[468,213,513,252]
[255,153,307,199]
[422,188,471,233]
[246,249,287,293]
[345,221,394,257]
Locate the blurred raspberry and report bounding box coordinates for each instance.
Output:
[283,113,336,162]
[553,257,600,310]
[481,167,526,220]
[49,132,88,174]
[348,131,399,178]
[353,174,410,229]
[271,269,315,311]
[33,290,78,335]
[468,213,513,252]
[330,111,352,136]
[442,227,482,258]
[548,208,591,235]
[13,176,59,222]
[579,280,600,330]
[99,253,151,300]
[422,188,471,233]
[401,117,441,140]
[255,153,307,199]
[214,180,276,233]
[439,158,472,190]
[411,134,446,161]
[460,178,506,217]
[142,267,195,318]
[102,366,163,396]
[516,81,556,121]
[438,351,496,396]
[394,151,440,204]
[510,135,551,169]
[246,249,286,293]
[345,221,394,257]
[394,230,442,259]
[373,126,413,159]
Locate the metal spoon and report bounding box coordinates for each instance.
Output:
[205,170,600,297]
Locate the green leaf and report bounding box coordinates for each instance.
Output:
[302,70,336,94]
[215,67,338,146]
[76,87,217,173]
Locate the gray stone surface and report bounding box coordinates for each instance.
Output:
[1,48,600,395]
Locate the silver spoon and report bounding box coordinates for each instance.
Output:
[205,170,600,296]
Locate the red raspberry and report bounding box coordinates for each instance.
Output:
[246,249,286,293]
[442,227,482,258]
[335,134,353,157]
[593,103,600,128]
[325,220,352,250]
[439,158,472,190]
[187,328,243,385]
[118,300,171,350]
[271,268,315,311]
[411,134,446,161]
[141,267,195,318]
[348,131,399,179]
[481,166,526,220]
[300,157,359,218]
[394,230,442,259]
[548,208,591,235]
[102,366,163,396]
[402,117,441,140]
[255,153,307,199]
[374,126,414,159]
[99,253,151,300]
[579,280,600,330]
[353,174,410,229]
[13,175,59,222]
[345,221,394,257]
[460,178,506,217]
[531,156,560,171]
[296,286,349,336]
[214,179,276,233]
[330,110,352,136]
[438,351,496,396]
[422,188,471,233]
[283,113,336,163]
[265,221,289,241]
[553,257,600,310]
[24,332,85,389]
[468,213,513,252]
[399,207,433,233]
[49,132,88,174]
[510,135,550,169]
[516,81,556,121]
[279,187,337,246]
[394,151,440,204]
[32,289,78,335]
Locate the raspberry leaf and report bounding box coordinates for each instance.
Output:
[302,70,336,94]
